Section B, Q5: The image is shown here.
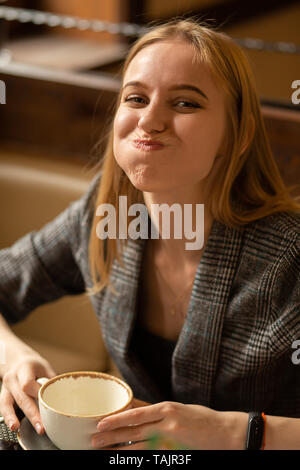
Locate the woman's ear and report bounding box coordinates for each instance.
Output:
[239,114,255,156]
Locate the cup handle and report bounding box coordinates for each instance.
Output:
[37,377,49,386]
[35,377,49,406]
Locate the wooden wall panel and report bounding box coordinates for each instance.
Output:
[42,0,127,42]
[262,106,300,196]
[145,0,225,20]
[0,72,118,159]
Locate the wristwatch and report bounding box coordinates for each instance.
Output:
[245,411,265,450]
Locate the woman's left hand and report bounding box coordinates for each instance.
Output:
[92,400,247,450]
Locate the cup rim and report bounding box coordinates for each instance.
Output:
[38,371,133,418]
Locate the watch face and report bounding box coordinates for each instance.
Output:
[246,413,264,450]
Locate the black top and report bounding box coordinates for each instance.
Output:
[130,322,177,400]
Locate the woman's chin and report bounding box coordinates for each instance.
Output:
[127,169,162,192]
[130,180,159,192]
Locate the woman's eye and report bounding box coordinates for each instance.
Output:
[123,97,201,109]
[124,96,145,104]
[175,101,200,108]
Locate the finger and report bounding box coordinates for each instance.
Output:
[97,402,164,431]
[17,364,42,398]
[0,386,21,431]
[17,362,56,398]
[10,382,44,435]
[92,422,160,449]
[36,362,57,381]
[133,398,151,408]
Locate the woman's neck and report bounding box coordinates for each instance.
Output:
[142,184,213,269]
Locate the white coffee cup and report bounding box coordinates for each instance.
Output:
[37,371,133,450]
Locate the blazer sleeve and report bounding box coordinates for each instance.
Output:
[0,173,101,324]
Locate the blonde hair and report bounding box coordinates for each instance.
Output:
[88,18,300,294]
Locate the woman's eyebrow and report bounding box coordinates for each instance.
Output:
[122,81,208,100]
[169,84,208,100]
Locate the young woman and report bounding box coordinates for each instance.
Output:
[0,19,299,450]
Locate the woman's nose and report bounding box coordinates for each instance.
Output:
[137,103,167,134]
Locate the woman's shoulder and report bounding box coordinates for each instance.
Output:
[240,212,299,314]
[236,211,299,279]
[245,211,299,250]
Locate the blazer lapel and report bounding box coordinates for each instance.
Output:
[101,238,144,352]
[172,220,244,406]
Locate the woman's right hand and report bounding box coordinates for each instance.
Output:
[0,355,56,434]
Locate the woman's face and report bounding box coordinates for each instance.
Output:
[113,39,227,194]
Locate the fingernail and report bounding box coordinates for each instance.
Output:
[8,420,16,431]
[35,423,42,434]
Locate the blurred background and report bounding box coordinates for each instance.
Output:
[0,0,299,375]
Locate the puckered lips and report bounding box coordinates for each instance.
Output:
[132,138,165,151]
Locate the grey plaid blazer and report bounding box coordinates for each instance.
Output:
[0,174,299,416]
